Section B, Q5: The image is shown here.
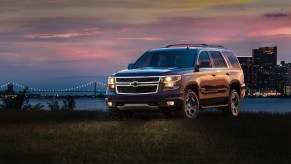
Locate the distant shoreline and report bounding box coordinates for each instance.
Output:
[244,96,291,98]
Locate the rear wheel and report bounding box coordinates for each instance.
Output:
[226,90,240,117]
[182,90,199,119]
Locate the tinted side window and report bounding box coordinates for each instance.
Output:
[209,51,227,68]
[198,51,211,67]
[224,51,240,68]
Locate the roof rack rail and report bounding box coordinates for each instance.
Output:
[165,44,224,48]
[207,45,225,48]
[166,44,207,48]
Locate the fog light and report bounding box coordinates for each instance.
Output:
[107,102,113,107]
[167,101,175,106]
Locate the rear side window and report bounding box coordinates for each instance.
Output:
[223,51,240,68]
[209,51,227,68]
[198,51,211,67]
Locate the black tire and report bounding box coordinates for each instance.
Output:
[182,90,199,119]
[226,89,240,117]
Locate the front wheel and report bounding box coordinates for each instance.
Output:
[226,90,240,117]
[182,90,199,119]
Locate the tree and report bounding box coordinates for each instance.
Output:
[1,87,28,110]
[61,96,76,110]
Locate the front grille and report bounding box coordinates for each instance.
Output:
[117,85,158,94]
[116,77,160,83]
[115,76,160,94]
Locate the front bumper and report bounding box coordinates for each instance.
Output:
[106,88,184,111]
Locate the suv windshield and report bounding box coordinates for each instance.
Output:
[132,50,196,69]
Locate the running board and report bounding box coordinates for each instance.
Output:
[201,104,228,109]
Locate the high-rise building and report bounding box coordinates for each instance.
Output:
[252,46,277,93]
[237,56,252,94]
[286,63,291,96]
[274,61,288,95]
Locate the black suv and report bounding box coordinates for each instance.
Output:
[106,44,245,119]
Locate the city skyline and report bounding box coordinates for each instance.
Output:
[238,46,291,96]
[1,0,291,88]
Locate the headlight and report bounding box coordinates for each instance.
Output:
[107,77,115,90]
[162,75,181,89]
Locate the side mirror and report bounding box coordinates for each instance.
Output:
[128,63,134,69]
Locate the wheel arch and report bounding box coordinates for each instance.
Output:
[229,81,241,98]
[185,82,199,98]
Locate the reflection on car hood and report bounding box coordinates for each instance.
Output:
[113,67,193,77]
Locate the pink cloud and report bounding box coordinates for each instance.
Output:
[60,47,112,60]
[247,27,291,37]
[24,28,103,39]
[116,37,164,41]
[198,37,239,44]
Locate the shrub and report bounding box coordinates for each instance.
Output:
[47,100,60,111]
[22,103,44,110]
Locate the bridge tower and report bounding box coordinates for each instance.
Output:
[7,83,15,94]
[94,81,97,97]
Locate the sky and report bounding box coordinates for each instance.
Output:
[0,0,291,90]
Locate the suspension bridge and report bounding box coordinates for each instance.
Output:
[0,81,107,96]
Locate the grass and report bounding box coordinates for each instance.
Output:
[0,110,290,163]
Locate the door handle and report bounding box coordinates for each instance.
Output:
[226,73,230,76]
[212,74,216,77]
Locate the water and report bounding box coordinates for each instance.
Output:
[240,97,291,113]
[1,97,291,113]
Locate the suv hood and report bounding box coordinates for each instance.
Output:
[113,67,193,77]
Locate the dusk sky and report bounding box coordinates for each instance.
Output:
[1,0,291,90]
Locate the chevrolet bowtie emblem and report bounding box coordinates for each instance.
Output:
[130,81,139,87]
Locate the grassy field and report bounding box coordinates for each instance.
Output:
[0,110,290,163]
